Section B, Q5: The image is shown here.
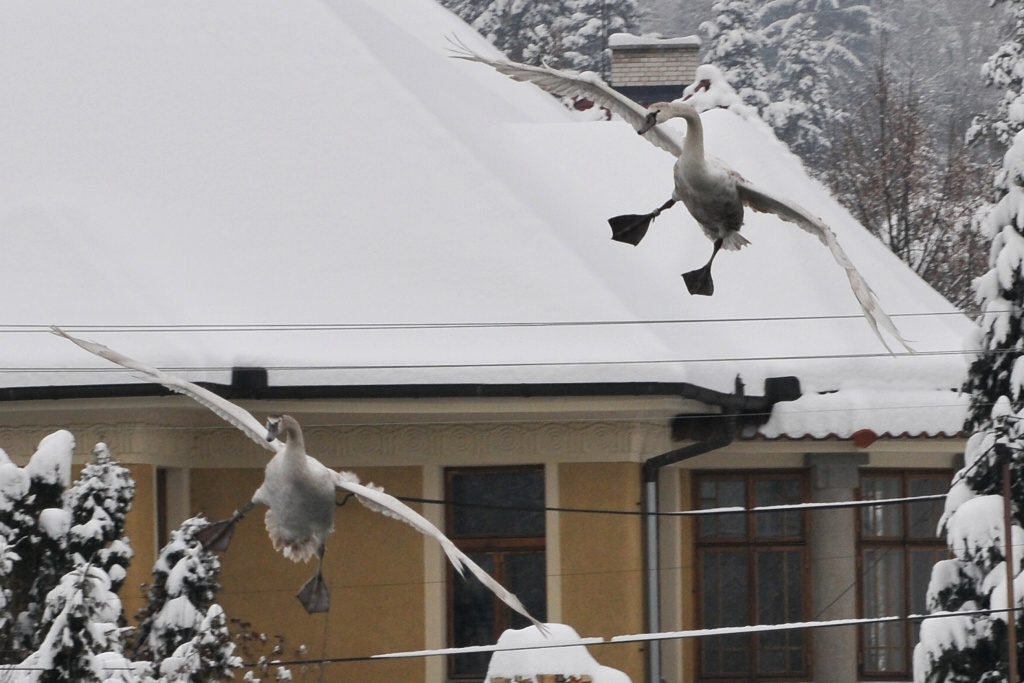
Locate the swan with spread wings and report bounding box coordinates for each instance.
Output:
[449,39,912,353]
[53,326,546,625]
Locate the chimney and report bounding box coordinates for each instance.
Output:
[609,34,701,106]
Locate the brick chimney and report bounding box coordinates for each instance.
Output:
[609,34,701,106]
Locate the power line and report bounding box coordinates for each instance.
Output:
[0,346,983,374]
[395,492,949,518]
[228,607,1011,669]
[0,310,975,334]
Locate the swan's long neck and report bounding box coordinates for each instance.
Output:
[672,104,705,163]
[280,415,306,461]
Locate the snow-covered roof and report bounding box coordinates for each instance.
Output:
[608,33,702,48]
[0,0,973,439]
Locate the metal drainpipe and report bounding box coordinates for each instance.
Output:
[641,392,741,683]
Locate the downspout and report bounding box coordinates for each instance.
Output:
[641,383,742,683]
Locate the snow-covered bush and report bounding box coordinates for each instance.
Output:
[0,432,243,682]
[132,515,240,682]
[17,561,128,683]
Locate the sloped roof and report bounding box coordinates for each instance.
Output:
[0,0,973,437]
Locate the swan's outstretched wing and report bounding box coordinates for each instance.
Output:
[51,326,282,453]
[733,184,914,354]
[448,36,684,157]
[332,469,547,633]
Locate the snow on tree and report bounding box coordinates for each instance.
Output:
[7,431,76,656]
[914,131,1024,682]
[759,0,875,164]
[156,605,241,683]
[17,561,129,683]
[698,0,770,112]
[823,52,988,310]
[440,0,640,78]
[65,443,135,592]
[969,0,1024,148]
[132,516,242,681]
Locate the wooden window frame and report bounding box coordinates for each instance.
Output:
[857,469,952,680]
[693,470,812,682]
[444,465,546,682]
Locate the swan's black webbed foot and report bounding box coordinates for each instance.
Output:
[683,238,722,296]
[297,572,331,614]
[195,518,239,552]
[608,213,654,245]
[682,266,714,296]
[195,501,255,552]
[609,199,676,246]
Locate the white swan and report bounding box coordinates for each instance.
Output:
[449,41,912,353]
[52,327,546,627]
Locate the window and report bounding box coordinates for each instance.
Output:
[445,467,546,680]
[859,471,950,678]
[694,472,810,680]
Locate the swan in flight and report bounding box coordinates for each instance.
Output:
[449,40,912,353]
[52,326,546,626]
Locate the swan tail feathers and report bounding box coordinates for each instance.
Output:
[721,231,750,251]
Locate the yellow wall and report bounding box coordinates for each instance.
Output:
[190,466,427,682]
[121,463,156,621]
[558,462,645,683]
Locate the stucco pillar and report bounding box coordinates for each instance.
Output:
[805,453,868,683]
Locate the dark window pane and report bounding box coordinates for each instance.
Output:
[699,478,746,539]
[861,476,902,537]
[908,476,950,538]
[449,469,544,537]
[861,548,906,674]
[697,473,807,679]
[451,553,496,678]
[755,551,805,675]
[757,550,803,624]
[506,551,547,629]
[755,477,803,537]
[701,550,749,627]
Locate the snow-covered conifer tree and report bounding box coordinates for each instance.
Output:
[698,0,770,112]
[914,131,1024,681]
[970,0,1024,148]
[18,561,125,683]
[132,516,241,681]
[441,0,639,77]
[10,431,76,655]
[760,0,875,164]
[65,443,135,592]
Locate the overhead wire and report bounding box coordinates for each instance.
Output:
[0,309,978,334]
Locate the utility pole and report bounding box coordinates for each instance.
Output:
[1005,461,1019,683]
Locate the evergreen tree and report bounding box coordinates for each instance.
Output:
[441,0,640,78]
[132,516,240,680]
[65,443,135,592]
[760,0,875,164]
[18,561,124,683]
[914,131,1024,682]
[969,0,1024,148]
[10,431,76,656]
[156,605,241,683]
[698,0,770,112]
